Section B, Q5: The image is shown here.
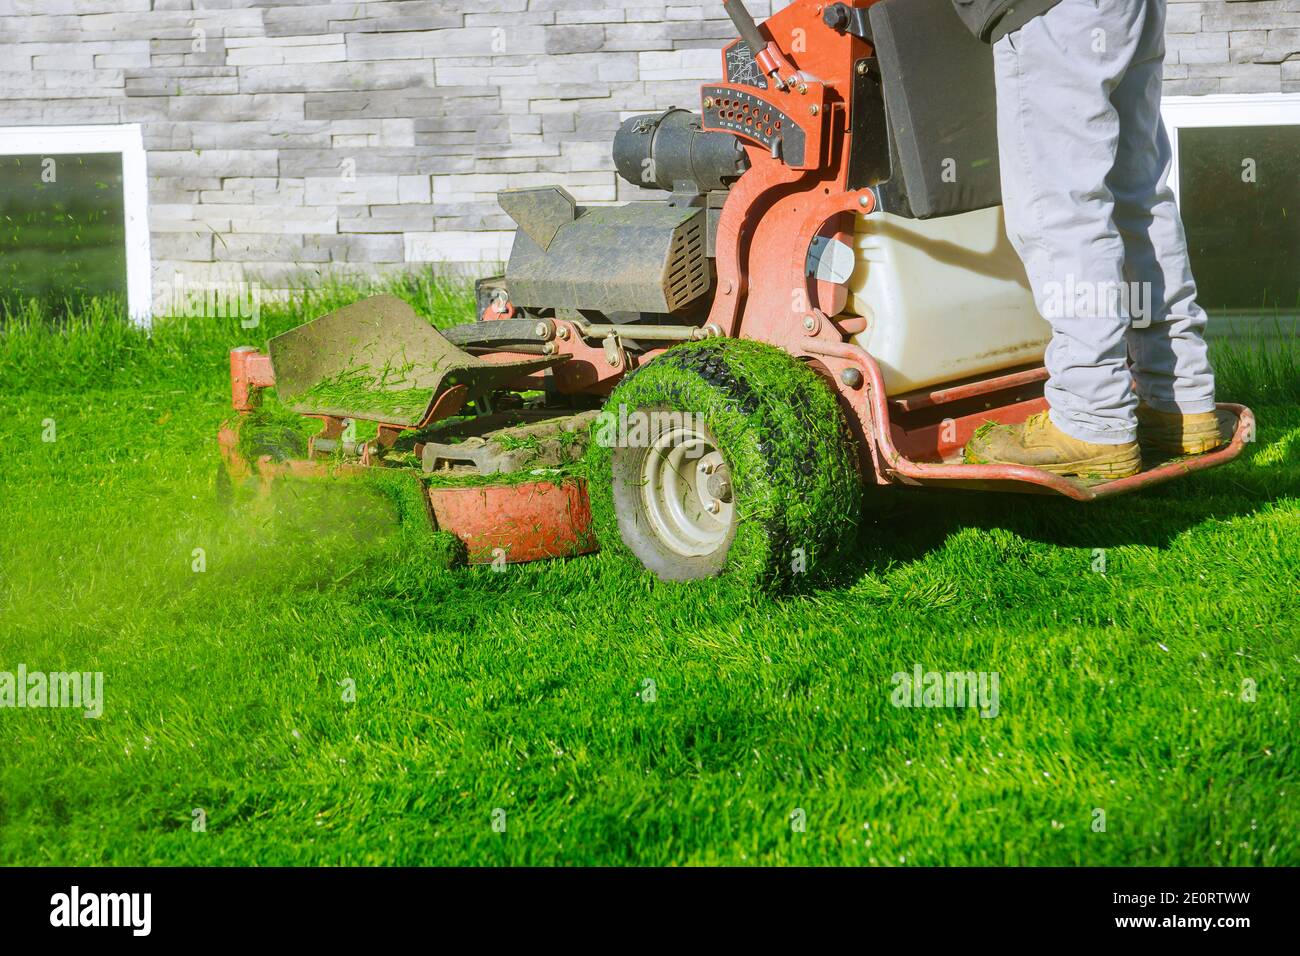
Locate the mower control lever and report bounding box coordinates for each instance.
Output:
[722,0,788,90]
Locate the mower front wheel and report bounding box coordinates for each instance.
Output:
[610,411,739,580]
[587,338,862,590]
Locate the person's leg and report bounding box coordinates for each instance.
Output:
[1108,0,1218,416]
[992,0,1145,446]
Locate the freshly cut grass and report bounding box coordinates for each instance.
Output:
[0,281,1296,866]
[296,372,434,422]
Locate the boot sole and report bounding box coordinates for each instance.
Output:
[1137,425,1228,457]
[1035,451,1142,480]
[1139,437,1227,456]
[965,447,1142,479]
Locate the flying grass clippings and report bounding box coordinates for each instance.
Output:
[359,468,467,571]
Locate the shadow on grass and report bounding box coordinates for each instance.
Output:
[846,434,1297,572]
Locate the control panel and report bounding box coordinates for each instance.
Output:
[702,85,819,169]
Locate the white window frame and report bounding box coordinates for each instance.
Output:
[1161,93,1300,204]
[0,123,152,326]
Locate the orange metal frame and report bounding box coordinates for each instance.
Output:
[686,0,1252,498]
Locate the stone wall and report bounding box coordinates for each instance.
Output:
[0,0,1296,298]
[1164,0,1300,94]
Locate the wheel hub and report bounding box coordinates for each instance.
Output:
[640,425,735,558]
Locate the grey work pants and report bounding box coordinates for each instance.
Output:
[994,0,1217,445]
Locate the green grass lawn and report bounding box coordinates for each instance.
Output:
[0,281,1296,866]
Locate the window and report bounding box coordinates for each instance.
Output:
[0,124,152,325]
[1162,94,1300,316]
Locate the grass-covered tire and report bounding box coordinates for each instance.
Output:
[587,338,862,590]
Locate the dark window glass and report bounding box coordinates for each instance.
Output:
[1179,125,1299,313]
[0,152,128,316]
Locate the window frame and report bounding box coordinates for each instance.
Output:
[1161,93,1300,317]
[0,123,153,326]
[1161,92,1300,204]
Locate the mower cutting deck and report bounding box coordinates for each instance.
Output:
[220,0,1254,586]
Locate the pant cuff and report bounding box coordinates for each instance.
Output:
[1049,408,1137,446]
[1138,396,1217,415]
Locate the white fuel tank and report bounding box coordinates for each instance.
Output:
[844,206,1050,396]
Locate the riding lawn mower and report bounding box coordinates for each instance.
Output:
[219,0,1254,588]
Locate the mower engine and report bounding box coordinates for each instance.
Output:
[493,108,747,322]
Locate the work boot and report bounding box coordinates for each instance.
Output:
[964,411,1142,479]
[1136,403,1227,455]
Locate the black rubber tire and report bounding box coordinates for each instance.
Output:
[586,338,862,590]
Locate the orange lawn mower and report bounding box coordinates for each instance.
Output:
[219,0,1253,588]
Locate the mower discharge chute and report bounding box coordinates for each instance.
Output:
[221,0,1255,586]
[267,294,564,428]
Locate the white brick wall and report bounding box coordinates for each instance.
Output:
[0,0,1295,293]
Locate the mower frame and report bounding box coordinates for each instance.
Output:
[220,0,1255,567]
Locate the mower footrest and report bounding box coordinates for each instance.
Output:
[884,404,1254,501]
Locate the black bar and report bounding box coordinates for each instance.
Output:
[0,867,1291,943]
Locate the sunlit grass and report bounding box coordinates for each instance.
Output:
[0,281,1295,866]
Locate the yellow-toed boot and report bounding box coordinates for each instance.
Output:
[964,411,1142,479]
[1136,403,1227,455]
